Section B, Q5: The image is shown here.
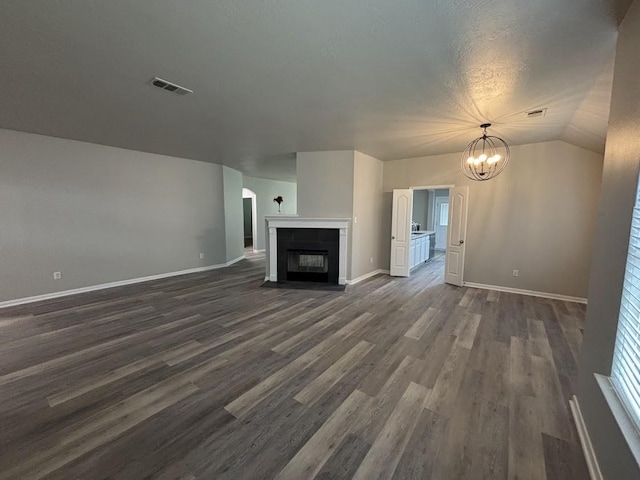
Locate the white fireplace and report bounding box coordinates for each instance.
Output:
[265,216,350,285]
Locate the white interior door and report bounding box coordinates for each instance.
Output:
[390,189,413,277]
[445,186,469,286]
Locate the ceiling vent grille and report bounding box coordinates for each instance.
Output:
[526,108,547,118]
[149,77,193,96]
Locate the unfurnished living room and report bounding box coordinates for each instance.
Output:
[1,1,640,479]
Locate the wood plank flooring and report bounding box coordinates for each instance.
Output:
[0,254,589,479]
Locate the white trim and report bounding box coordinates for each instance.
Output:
[346,269,389,285]
[595,374,640,469]
[269,226,278,282]
[254,249,266,253]
[265,216,350,230]
[463,281,587,304]
[242,188,259,253]
[409,184,455,190]
[0,255,246,309]
[570,395,604,480]
[225,255,245,266]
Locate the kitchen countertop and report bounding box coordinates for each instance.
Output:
[411,230,435,238]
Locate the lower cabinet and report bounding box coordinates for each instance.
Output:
[410,234,432,270]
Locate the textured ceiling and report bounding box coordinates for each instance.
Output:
[0,1,627,181]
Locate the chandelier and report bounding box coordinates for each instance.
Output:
[461,123,510,181]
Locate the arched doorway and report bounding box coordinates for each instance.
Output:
[242,188,258,252]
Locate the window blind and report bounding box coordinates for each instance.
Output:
[612,179,640,431]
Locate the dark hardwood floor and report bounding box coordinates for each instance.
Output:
[0,254,589,479]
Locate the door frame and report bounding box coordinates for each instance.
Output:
[242,188,258,252]
[406,184,460,280]
[390,184,468,282]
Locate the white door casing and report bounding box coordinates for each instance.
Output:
[445,186,469,286]
[242,188,258,252]
[390,189,413,277]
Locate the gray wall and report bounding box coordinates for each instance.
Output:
[412,189,429,229]
[426,190,436,231]
[383,140,603,298]
[223,166,244,263]
[295,150,386,282]
[352,151,385,280]
[297,151,354,218]
[297,150,355,278]
[0,128,229,303]
[242,176,297,251]
[578,1,640,478]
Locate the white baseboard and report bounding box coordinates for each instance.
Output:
[226,255,246,266]
[254,249,265,253]
[346,269,390,285]
[0,255,246,309]
[463,282,587,304]
[570,395,603,480]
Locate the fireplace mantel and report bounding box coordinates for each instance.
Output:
[265,216,350,285]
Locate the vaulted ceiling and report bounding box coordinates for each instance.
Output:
[0,1,631,181]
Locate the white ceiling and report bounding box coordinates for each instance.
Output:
[0,1,630,181]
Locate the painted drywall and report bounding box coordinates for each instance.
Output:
[0,128,229,303]
[577,1,640,478]
[223,166,244,263]
[383,140,603,298]
[427,190,435,231]
[296,151,354,218]
[242,176,297,251]
[412,190,429,230]
[352,152,385,280]
[297,150,355,279]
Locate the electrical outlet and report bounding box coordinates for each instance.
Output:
[512,270,519,277]
[200,253,205,259]
[370,257,374,264]
[53,271,62,280]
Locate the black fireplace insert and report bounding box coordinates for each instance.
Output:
[277,228,339,284]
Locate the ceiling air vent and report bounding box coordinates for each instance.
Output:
[526,108,547,118]
[149,77,193,96]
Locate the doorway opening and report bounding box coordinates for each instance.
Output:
[242,188,258,253]
[390,185,468,286]
[410,187,448,278]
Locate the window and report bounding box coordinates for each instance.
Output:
[439,203,449,226]
[612,178,640,431]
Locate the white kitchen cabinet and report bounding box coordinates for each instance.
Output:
[410,232,434,271]
[410,240,416,268]
[422,235,429,263]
